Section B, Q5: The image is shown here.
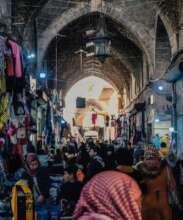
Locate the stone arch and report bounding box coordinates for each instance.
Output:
[37,2,154,75]
[154,16,172,79]
[62,71,122,100]
[155,10,178,55]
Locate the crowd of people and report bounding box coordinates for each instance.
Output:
[0,136,183,220]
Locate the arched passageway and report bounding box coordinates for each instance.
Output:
[64,76,121,140]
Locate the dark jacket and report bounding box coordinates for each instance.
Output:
[22,167,51,199]
[60,181,83,202]
[85,155,105,181]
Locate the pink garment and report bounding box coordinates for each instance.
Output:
[78,213,113,220]
[4,47,14,77]
[74,171,142,220]
[9,40,23,78]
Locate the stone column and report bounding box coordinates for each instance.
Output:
[176,78,183,154]
[0,0,11,26]
[0,0,11,17]
[176,2,183,154]
[178,0,183,49]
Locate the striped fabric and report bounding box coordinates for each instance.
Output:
[74,171,142,220]
[144,146,160,160]
[0,94,8,125]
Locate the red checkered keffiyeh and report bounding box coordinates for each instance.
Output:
[74,171,142,220]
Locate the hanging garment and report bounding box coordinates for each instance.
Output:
[4,45,16,92]
[45,104,52,145]
[11,180,35,220]
[0,36,6,94]
[7,94,29,147]
[4,40,24,92]
[0,75,6,94]
[105,115,110,127]
[9,40,23,78]
[0,36,5,75]
[4,45,14,77]
[0,94,8,126]
[92,113,97,126]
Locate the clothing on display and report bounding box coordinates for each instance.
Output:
[92,113,97,126]
[0,36,5,75]
[3,38,24,92]
[0,36,6,94]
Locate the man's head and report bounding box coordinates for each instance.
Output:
[89,146,98,158]
[63,165,78,183]
[25,153,40,173]
[107,145,114,156]
[29,160,39,171]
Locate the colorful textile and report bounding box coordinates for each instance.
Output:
[74,171,142,220]
[11,180,34,220]
[9,40,23,78]
[4,46,14,77]
[144,146,160,160]
[0,36,5,75]
[0,36,6,94]
[143,147,161,174]
[159,147,169,158]
[162,134,170,148]
[92,113,97,125]
[78,213,113,220]
[0,94,8,125]
[0,75,6,94]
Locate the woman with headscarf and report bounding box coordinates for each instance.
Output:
[135,146,174,220]
[74,171,142,220]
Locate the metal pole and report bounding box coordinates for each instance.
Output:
[55,35,58,90]
[172,82,177,153]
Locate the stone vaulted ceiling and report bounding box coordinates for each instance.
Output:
[12,0,180,95]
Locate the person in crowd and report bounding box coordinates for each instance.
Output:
[133,141,144,164]
[54,149,63,164]
[60,165,83,216]
[115,147,145,192]
[26,141,36,153]
[152,134,161,150]
[85,145,105,181]
[171,152,183,220]
[22,153,51,205]
[70,137,78,150]
[97,142,107,160]
[48,148,55,165]
[76,167,85,182]
[103,144,116,170]
[159,142,169,158]
[127,141,133,150]
[135,146,174,220]
[161,134,170,148]
[66,145,78,166]
[173,153,183,202]
[0,140,8,198]
[76,143,90,173]
[74,171,142,220]
[116,147,136,175]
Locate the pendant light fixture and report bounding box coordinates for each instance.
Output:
[91,0,111,63]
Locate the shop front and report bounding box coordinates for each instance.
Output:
[129,102,146,145]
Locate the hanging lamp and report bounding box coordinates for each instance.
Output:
[91,1,111,62]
